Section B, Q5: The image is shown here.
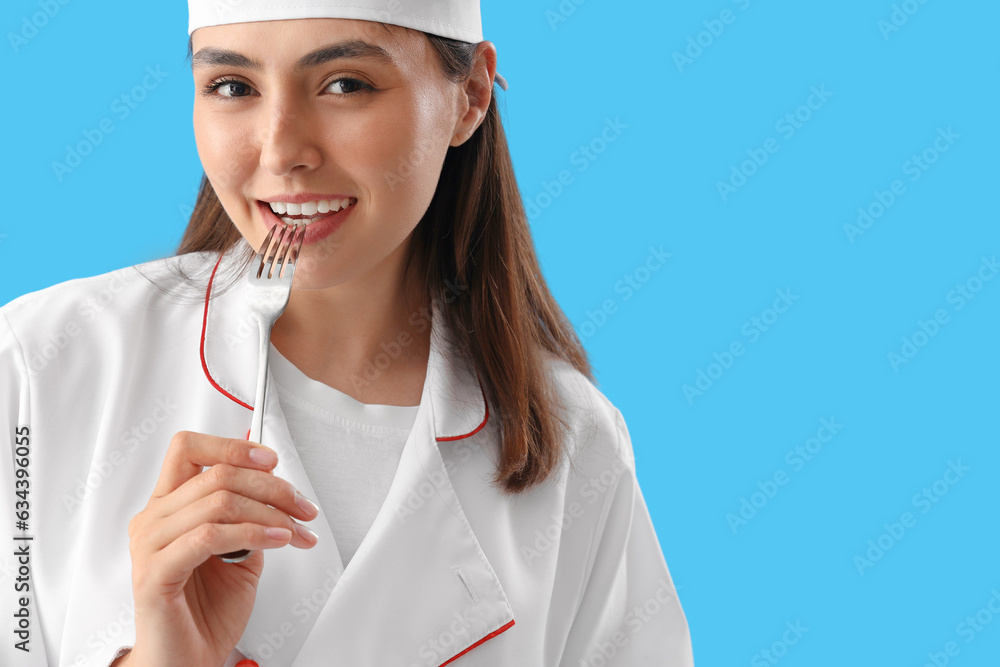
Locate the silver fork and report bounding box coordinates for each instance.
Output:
[217,223,306,564]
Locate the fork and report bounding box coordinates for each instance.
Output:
[217,223,306,563]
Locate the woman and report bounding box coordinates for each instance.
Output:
[0,1,692,666]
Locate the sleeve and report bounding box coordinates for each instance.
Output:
[558,409,694,667]
[0,312,49,667]
[1,313,135,667]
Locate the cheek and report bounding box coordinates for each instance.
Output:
[193,109,256,198]
[343,101,451,214]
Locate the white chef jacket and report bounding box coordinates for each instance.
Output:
[0,238,693,667]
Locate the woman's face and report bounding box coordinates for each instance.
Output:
[191,19,480,289]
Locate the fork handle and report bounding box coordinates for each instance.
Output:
[217,316,273,564]
[249,316,273,444]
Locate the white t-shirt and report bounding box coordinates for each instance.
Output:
[267,343,419,570]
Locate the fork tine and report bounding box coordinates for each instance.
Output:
[293,224,306,263]
[293,223,306,260]
[279,224,306,277]
[256,225,278,278]
[263,225,290,279]
[274,226,292,277]
[278,224,297,273]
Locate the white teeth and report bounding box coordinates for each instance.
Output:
[268,197,355,218]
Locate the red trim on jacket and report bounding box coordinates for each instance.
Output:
[439,619,516,666]
[200,250,253,411]
[436,374,490,442]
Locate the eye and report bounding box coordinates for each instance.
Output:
[201,78,256,98]
[199,75,373,99]
[326,77,373,96]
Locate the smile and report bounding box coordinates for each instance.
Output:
[257,197,357,246]
[266,197,358,225]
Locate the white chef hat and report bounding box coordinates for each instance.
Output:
[187,0,508,90]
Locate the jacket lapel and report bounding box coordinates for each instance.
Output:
[200,241,515,666]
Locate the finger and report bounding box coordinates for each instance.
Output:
[152,431,278,498]
[151,523,293,584]
[145,489,319,553]
[153,463,319,524]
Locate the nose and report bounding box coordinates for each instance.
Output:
[258,98,322,175]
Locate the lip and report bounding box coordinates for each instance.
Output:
[256,199,355,246]
[259,193,354,205]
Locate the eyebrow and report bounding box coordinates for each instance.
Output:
[191,40,394,72]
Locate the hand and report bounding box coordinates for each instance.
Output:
[123,431,319,667]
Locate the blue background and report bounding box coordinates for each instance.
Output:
[3,0,998,665]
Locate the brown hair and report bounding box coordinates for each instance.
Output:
[177,30,593,494]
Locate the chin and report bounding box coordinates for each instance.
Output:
[288,263,353,290]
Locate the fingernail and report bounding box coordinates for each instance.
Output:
[295,491,320,517]
[293,522,319,544]
[250,448,277,466]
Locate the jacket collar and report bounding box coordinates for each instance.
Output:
[198,240,514,666]
[199,239,490,441]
